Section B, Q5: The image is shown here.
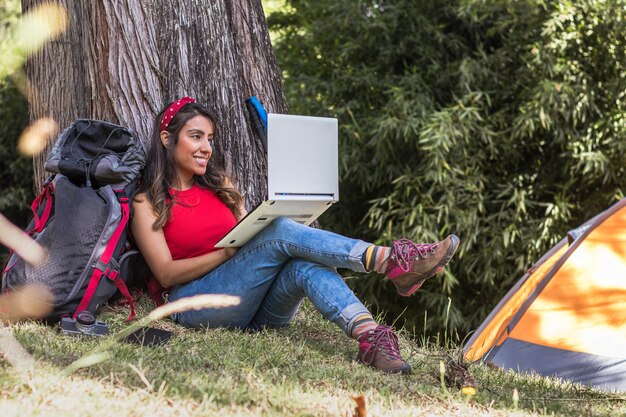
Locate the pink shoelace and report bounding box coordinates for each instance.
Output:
[390,239,439,272]
[361,326,403,363]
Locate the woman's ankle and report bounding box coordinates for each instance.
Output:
[350,313,378,339]
[361,245,390,273]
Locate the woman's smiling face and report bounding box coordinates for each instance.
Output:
[171,114,215,189]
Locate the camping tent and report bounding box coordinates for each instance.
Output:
[463,199,626,392]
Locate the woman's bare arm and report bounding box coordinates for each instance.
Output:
[131,193,236,287]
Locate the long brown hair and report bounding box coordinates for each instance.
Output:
[138,100,243,230]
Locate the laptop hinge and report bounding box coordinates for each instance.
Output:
[272,193,335,201]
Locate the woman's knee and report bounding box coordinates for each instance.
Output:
[245,216,301,247]
[265,216,297,236]
[273,216,294,227]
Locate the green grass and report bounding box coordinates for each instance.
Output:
[1,298,625,417]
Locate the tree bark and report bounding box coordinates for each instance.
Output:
[23,0,286,208]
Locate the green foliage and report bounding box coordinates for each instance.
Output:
[0,79,31,223]
[0,0,23,80]
[0,0,33,257]
[269,0,626,337]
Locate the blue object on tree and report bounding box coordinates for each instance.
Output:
[245,96,268,154]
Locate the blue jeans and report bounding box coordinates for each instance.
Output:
[169,217,373,336]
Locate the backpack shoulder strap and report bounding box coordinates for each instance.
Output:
[30,178,55,233]
[73,190,135,320]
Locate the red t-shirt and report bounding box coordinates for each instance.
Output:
[163,185,237,259]
[147,184,237,305]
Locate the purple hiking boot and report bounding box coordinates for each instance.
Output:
[357,325,412,374]
[385,235,460,296]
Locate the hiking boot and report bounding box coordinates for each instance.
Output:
[356,325,412,374]
[385,235,460,297]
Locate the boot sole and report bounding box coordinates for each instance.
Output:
[395,234,460,297]
[357,358,413,374]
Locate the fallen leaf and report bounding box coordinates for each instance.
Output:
[352,395,367,417]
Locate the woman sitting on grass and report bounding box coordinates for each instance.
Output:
[131,97,460,374]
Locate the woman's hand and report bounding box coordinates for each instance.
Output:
[222,247,238,260]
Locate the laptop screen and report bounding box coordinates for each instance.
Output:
[267,114,339,202]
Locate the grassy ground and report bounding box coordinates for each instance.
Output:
[1,297,625,417]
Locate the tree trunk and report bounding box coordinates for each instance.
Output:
[23,0,286,208]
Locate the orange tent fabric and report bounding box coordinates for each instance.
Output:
[464,200,626,392]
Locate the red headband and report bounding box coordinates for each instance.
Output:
[160,97,196,132]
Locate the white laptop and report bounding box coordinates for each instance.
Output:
[215,113,339,248]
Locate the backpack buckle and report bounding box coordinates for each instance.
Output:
[94,259,120,281]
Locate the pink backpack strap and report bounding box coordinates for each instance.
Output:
[106,270,136,321]
[30,181,54,233]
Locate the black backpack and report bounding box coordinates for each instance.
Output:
[2,119,147,321]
